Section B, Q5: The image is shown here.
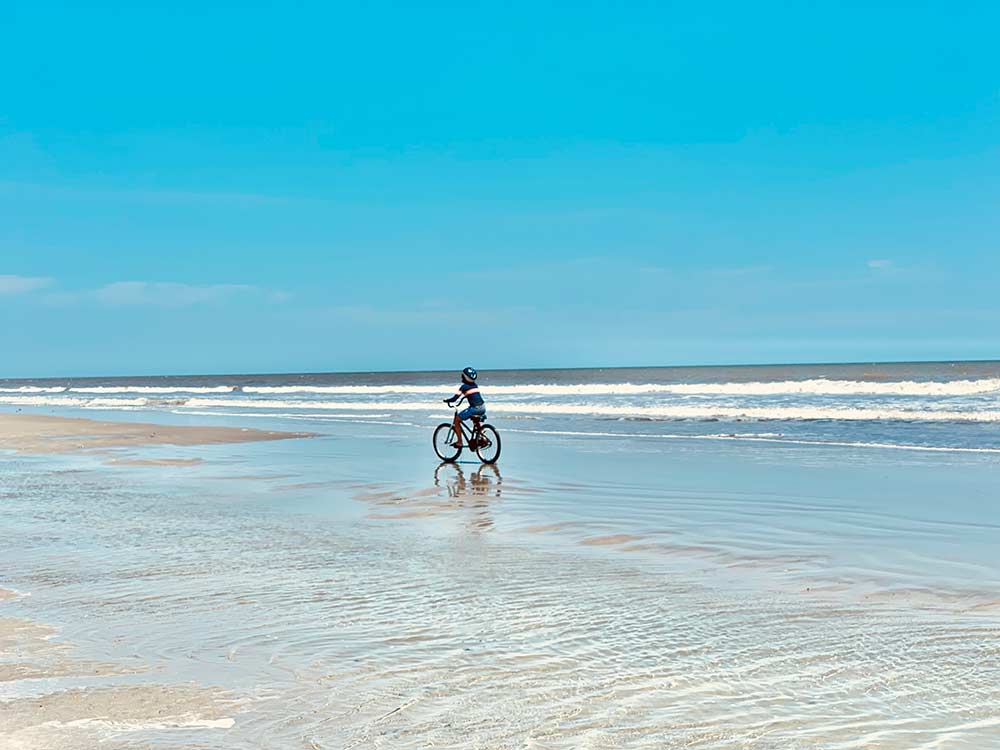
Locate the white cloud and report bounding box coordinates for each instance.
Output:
[94,281,257,306]
[0,274,52,294]
[43,281,288,307]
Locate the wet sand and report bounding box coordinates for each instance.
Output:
[0,603,233,749]
[0,413,314,455]
[104,457,205,466]
[0,613,129,683]
[2,412,1000,748]
[0,413,311,748]
[1,683,235,750]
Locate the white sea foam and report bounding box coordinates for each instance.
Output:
[175,409,428,428]
[6,393,999,421]
[175,397,1000,422]
[0,385,67,393]
[68,385,236,394]
[504,428,1000,453]
[0,395,150,408]
[240,385,441,394]
[4,378,996,398]
[239,378,1000,396]
[621,377,1000,396]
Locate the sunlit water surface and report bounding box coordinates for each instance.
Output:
[1,415,999,748]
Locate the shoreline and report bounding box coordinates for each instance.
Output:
[0,412,315,455]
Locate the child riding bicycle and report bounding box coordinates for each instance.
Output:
[443,367,485,448]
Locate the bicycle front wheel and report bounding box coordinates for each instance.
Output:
[475,425,501,464]
[433,423,462,462]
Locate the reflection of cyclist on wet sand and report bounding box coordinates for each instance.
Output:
[434,462,502,499]
[434,462,502,531]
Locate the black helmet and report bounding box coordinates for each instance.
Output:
[462,366,478,382]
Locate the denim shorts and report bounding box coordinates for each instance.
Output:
[458,404,486,420]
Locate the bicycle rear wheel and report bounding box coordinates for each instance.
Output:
[433,423,462,462]
[475,425,501,464]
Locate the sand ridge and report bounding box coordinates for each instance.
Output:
[0,413,315,455]
[0,603,235,747]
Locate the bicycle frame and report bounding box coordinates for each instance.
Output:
[434,405,500,464]
[451,410,485,443]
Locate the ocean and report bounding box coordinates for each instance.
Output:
[3,360,1000,451]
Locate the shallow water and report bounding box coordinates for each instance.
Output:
[2,415,999,748]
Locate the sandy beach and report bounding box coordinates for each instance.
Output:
[2,402,999,749]
[0,413,314,748]
[0,413,314,454]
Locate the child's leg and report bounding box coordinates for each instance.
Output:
[452,412,464,447]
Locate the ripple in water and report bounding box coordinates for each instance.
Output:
[1,465,998,748]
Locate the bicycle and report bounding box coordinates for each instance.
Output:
[433,406,501,464]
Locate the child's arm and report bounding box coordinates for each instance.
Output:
[444,387,466,405]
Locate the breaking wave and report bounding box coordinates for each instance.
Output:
[0,395,150,408]
[233,378,1000,396]
[182,399,1000,422]
[68,385,237,394]
[0,386,68,393]
[3,393,1000,422]
[2,378,998,398]
[59,378,1000,397]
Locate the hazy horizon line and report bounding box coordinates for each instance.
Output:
[2,358,998,383]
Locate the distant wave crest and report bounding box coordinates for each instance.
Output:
[92,378,1000,397]
[3,378,998,398]
[177,397,1000,422]
[0,386,68,393]
[68,386,237,394]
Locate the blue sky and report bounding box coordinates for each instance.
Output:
[2,1,998,377]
